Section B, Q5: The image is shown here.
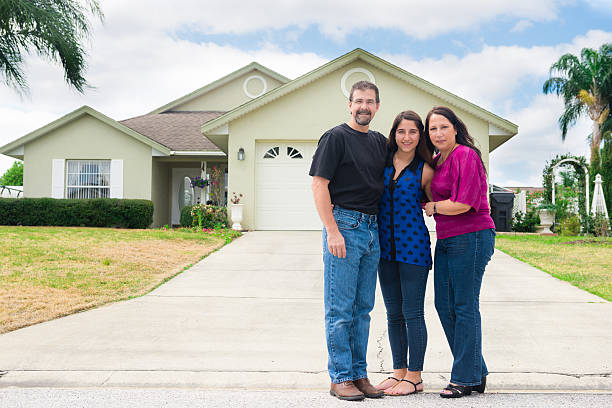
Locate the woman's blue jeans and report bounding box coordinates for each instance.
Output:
[378,259,429,371]
[434,228,495,386]
[323,207,380,384]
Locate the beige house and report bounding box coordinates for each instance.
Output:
[0,49,518,229]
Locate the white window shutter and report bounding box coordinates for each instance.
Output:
[51,159,65,198]
[110,159,123,198]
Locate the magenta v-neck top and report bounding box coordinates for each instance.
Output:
[431,145,495,239]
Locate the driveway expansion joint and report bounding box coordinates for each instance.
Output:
[375,330,386,373]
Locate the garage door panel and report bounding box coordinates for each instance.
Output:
[256,188,314,206]
[255,141,320,230]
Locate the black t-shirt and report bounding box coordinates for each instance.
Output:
[309,123,387,214]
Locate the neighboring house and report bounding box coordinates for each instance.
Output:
[0,48,518,230]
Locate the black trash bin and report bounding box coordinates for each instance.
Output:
[489,192,515,232]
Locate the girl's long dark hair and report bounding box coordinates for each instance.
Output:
[387,110,434,172]
[424,106,486,173]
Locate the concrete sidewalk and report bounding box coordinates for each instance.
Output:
[0,231,610,391]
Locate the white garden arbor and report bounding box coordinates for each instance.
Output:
[550,158,589,215]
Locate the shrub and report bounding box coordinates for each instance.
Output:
[0,198,153,228]
[180,205,193,227]
[594,214,610,238]
[558,215,581,236]
[190,204,228,229]
[511,210,540,232]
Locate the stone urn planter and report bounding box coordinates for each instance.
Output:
[536,208,556,234]
[231,203,243,231]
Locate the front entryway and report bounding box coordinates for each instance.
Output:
[171,168,202,225]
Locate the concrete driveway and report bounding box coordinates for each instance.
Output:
[0,231,610,391]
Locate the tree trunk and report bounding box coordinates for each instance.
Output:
[591,120,601,167]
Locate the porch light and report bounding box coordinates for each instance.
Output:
[237,148,245,161]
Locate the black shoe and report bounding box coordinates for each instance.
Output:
[440,384,472,399]
[473,376,486,393]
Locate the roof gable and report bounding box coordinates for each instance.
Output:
[201,49,518,140]
[0,106,171,156]
[149,62,290,114]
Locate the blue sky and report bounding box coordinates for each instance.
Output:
[1,0,612,186]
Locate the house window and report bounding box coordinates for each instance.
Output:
[65,160,111,199]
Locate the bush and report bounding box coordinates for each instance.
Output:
[512,210,540,232]
[558,215,581,236]
[180,205,193,227]
[594,214,610,238]
[0,198,153,228]
[190,204,228,229]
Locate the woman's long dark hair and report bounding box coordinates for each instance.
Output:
[387,110,434,172]
[424,106,486,173]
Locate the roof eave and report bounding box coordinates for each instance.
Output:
[0,106,172,156]
[148,62,290,115]
[201,48,518,136]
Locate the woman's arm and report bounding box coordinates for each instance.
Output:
[421,163,434,201]
[424,199,471,217]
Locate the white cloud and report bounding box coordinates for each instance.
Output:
[99,0,565,41]
[511,19,534,32]
[383,30,612,114]
[489,95,591,186]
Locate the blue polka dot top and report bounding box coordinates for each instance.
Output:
[378,160,432,267]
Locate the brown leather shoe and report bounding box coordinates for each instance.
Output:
[354,377,385,398]
[330,381,365,401]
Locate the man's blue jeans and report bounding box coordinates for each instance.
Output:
[434,228,495,386]
[323,207,380,384]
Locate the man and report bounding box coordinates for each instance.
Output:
[309,81,388,401]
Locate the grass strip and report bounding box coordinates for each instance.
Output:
[495,234,611,301]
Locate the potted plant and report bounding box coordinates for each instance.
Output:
[536,202,556,234]
[230,192,244,231]
[190,176,208,189]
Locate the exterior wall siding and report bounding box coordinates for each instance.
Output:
[23,114,152,200]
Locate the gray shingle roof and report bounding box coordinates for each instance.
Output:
[120,111,225,151]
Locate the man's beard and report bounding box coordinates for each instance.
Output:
[354,110,372,126]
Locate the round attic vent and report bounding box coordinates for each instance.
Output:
[243,75,268,99]
[341,68,375,99]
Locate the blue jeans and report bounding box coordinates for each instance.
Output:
[323,207,380,384]
[434,228,495,386]
[378,259,429,371]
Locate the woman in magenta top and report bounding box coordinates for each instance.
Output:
[423,106,495,399]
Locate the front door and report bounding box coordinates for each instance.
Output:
[171,168,202,225]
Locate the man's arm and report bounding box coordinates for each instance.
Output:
[311,176,346,258]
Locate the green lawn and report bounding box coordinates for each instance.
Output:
[0,226,241,334]
[495,234,611,301]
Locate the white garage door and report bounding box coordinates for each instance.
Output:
[255,141,321,230]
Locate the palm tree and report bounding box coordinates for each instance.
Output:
[543,43,612,167]
[0,0,103,93]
